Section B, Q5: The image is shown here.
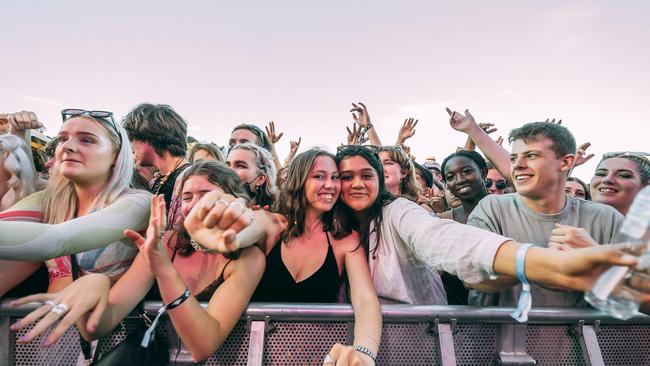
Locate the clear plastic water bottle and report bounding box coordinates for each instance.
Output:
[585,186,650,319]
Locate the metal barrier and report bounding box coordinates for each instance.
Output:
[1,301,649,365]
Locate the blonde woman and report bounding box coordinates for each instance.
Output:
[226,142,278,208]
[0,109,150,295]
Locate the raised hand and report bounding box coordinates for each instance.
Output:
[446,108,478,133]
[574,142,595,168]
[264,121,284,145]
[184,190,255,253]
[495,136,504,146]
[289,137,301,155]
[0,111,44,138]
[346,123,368,145]
[545,118,563,125]
[396,118,418,145]
[124,195,172,275]
[479,122,497,135]
[350,102,371,128]
[10,273,110,346]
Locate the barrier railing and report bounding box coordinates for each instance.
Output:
[1,300,649,365]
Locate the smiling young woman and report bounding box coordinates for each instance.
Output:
[590,153,650,215]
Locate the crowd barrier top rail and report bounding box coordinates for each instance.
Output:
[2,300,650,323]
[2,300,650,366]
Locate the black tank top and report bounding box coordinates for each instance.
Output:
[145,251,231,302]
[252,232,343,303]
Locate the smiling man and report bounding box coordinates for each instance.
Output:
[467,121,624,307]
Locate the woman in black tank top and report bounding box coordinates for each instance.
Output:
[252,149,382,365]
[13,161,276,363]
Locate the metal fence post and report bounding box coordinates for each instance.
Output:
[0,316,14,366]
[247,316,268,366]
[575,320,605,366]
[496,323,536,365]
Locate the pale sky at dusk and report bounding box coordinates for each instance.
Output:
[2,0,649,181]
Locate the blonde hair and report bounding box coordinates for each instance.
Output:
[0,135,36,210]
[379,145,421,201]
[42,115,134,223]
[228,142,277,206]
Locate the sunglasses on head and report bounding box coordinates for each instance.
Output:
[61,109,122,145]
[336,144,381,158]
[485,178,507,190]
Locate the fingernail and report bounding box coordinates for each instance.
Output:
[19,335,29,342]
[41,339,50,347]
[11,320,21,329]
[622,254,637,262]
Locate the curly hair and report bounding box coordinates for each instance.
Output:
[0,135,36,210]
[378,146,421,201]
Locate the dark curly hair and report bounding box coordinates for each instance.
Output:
[122,103,188,157]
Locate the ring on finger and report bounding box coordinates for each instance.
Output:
[44,300,56,307]
[323,354,335,365]
[50,303,69,316]
[212,199,229,209]
[229,200,245,211]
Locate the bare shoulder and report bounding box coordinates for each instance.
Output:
[331,230,361,253]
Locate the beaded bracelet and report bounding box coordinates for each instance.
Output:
[354,345,377,363]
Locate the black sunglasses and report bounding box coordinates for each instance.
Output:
[61,109,122,145]
[485,178,507,190]
[336,144,381,158]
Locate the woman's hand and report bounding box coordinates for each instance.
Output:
[10,273,110,346]
[184,190,255,253]
[446,108,479,133]
[324,344,375,365]
[124,195,172,276]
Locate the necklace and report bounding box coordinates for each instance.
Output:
[155,157,186,194]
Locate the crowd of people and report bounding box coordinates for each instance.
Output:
[1,102,649,364]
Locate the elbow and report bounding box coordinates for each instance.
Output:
[189,345,219,363]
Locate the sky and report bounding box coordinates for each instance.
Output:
[2,0,649,182]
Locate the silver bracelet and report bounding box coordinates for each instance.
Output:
[354,345,377,363]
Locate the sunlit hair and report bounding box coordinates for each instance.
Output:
[276,149,352,242]
[567,176,591,200]
[508,121,576,158]
[228,142,277,207]
[42,115,134,224]
[122,103,188,157]
[189,142,224,163]
[231,124,271,151]
[174,160,249,256]
[378,145,421,201]
[0,135,36,210]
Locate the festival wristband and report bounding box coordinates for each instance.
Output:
[141,287,191,347]
[510,244,534,323]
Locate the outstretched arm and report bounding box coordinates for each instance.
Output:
[446,108,513,186]
[0,191,151,261]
